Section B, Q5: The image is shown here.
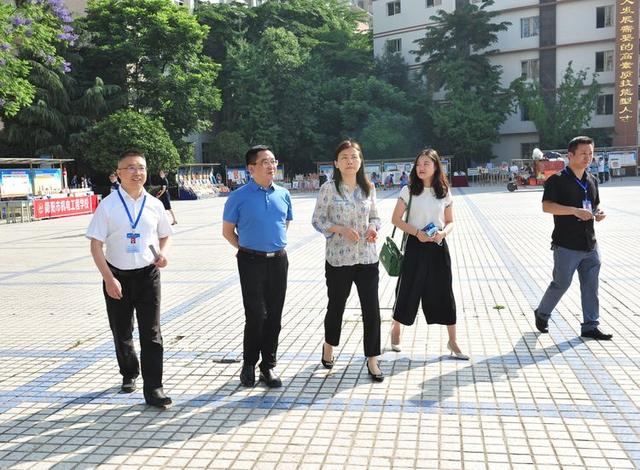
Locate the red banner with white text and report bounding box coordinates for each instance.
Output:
[33,195,99,219]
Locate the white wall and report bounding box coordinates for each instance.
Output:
[481,0,538,11]
[493,7,540,54]
[556,43,615,86]
[492,133,540,162]
[556,0,616,45]
[373,0,457,67]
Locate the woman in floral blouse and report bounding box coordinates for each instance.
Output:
[312,139,384,382]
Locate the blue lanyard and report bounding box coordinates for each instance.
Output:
[563,169,588,198]
[117,188,146,230]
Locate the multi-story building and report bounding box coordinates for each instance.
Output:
[373,0,634,161]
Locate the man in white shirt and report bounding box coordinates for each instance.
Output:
[86,150,173,409]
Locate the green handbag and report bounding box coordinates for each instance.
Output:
[380,194,412,276]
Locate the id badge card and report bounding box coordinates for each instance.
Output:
[582,199,592,212]
[126,232,141,253]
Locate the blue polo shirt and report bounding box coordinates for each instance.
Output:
[223,180,293,252]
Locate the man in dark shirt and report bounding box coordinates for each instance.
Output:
[534,136,612,340]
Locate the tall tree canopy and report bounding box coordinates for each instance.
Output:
[0,68,121,158]
[197,0,424,171]
[0,0,77,117]
[76,0,221,147]
[80,109,180,175]
[413,0,512,163]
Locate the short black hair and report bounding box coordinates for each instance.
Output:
[245,145,272,166]
[119,149,145,162]
[568,136,594,154]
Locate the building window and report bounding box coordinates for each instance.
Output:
[596,94,613,115]
[596,5,614,28]
[520,104,531,121]
[521,59,539,80]
[387,1,401,16]
[386,38,402,54]
[521,143,539,159]
[595,50,614,72]
[426,0,442,7]
[520,16,539,38]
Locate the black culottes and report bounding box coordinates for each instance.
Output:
[392,235,456,326]
[159,192,172,210]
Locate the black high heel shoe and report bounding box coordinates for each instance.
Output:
[366,361,384,382]
[321,343,334,369]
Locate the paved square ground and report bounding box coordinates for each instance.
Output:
[1,179,639,469]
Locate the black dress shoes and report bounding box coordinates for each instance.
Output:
[321,343,334,369]
[259,368,282,388]
[581,328,613,341]
[121,377,136,393]
[144,388,172,409]
[240,363,255,387]
[366,362,385,383]
[534,312,549,333]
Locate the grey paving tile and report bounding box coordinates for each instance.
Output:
[1,183,639,469]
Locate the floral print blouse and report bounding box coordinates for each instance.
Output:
[312,181,381,267]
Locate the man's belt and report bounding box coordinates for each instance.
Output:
[238,247,286,258]
[107,262,156,277]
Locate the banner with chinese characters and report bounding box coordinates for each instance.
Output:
[33,195,99,219]
[33,169,62,195]
[0,170,31,197]
[614,0,640,146]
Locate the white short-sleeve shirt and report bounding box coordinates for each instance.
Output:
[399,185,452,231]
[86,188,172,270]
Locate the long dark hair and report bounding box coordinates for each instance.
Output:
[408,148,449,199]
[333,139,371,198]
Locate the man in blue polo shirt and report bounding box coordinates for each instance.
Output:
[223,145,293,387]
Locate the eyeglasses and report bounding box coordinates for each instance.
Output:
[252,159,278,167]
[118,165,147,173]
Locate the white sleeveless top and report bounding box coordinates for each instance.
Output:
[399,185,452,231]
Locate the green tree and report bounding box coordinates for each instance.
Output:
[78,109,180,174]
[375,50,411,92]
[224,38,281,146]
[0,64,121,158]
[208,130,249,166]
[197,2,255,65]
[361,111,415,159]
[512,62,601,149]
[76,0,221,150]
[1,0,77,117]
[198,0,420,172]
[413,0,512,163]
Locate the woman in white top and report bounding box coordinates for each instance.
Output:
[312,139,384,381]
[389,148,467,359]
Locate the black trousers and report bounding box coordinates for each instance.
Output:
[104,264,163,390]
[393,236,456,326]
[237,251,288,371]
[324,262,381,357]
